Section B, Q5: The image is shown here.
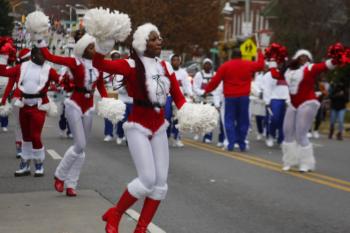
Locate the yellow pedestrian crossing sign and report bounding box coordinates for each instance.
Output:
[240,38,257,61]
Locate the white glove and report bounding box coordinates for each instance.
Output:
[95,39,115,55]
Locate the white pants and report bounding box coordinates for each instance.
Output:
[55,104,92,189]
[283,100,320,146]
[126,126,169,200]
[13,106,23,143]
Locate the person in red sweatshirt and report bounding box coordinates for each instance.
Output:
[0,46,60,177]
[204,49,265,151]
[0,48,31,158]
[92,23,187,233]
[34,33,108,196]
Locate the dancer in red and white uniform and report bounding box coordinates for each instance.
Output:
[34,33,108,196]
[271,50,337,172]
[1,48,30,158]
[0,47,60,177]
[92,23,186,233]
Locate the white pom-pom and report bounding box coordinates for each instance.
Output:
[25,11,49,37]
[176,103,219,134]
[0,102,12,117]
[97,98,126,124]
[84,7,131,42]
[47,100,58,117]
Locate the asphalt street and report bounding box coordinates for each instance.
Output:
[0,114,350,233]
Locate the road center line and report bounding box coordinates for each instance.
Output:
[46,149,62,160]
[183,139,350,193]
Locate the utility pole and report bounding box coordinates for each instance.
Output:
[245,0,250,22]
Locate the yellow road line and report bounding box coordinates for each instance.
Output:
[185,139,350,187]
[183,139,350,193]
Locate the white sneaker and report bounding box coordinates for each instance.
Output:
[59,130,68,138]
[307,132,312,138]
[313,131,320,139]
[193,134,199,141]
[204,139,212,144]
[256,133,263,141]
[14,161,31,177]
[216,142,223,147]
[104,135,113,142]
[299,165,312,173]
[34,163,44,177]
[266,137,274,147]
[67,133,73,138]
[116,137,123,145]
[174,139,184,147]
[2,127,8,132]
[282,166,291,171]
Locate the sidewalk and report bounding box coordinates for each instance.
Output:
[0,190,136,233]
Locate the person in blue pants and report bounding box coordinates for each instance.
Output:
[0,115,8,132]
[263,61,290,147]
[203,50,265,151]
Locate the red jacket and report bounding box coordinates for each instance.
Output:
[93,52,186,133]
[40,48,107,113]
[0,62,59,106]
[1,74,16,105]
[272,60,334,108]
[205,52,265,97]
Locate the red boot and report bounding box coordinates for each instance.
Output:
[103,189,138,233]
[66,188,77,197]
[54,177,64,193]
[134,198,161,233]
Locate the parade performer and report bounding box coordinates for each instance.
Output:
[270,45,340,172]
[1,48,31,158]
[204,49,265,151]
[213,81,226,147]
[26,10,111,195]
[0,43,60,177]
[250,71,267,141]
[35,29,109,196]
[93,23,186,233]
[193,58,216,143]
[57,67,73,138]
[263,44,290,147]
[167,53,193,147]
[85,7,217,232]
[103,50,133,144]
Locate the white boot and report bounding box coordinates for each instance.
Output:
[281,141,298,171]
[33,148,45,177]
[298,144,316,172]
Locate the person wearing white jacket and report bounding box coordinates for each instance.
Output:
[250,71,267,141]
[192,58,215,143]
[213,82,226,147]
[263,62,290,147]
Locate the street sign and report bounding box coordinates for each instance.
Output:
[210,48,218,54]
[240,38,257,61]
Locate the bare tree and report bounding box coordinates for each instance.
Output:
[268,0,348,60]
[89,0,220,55]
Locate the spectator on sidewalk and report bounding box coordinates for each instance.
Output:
[312,75,329,138]
[329,82,348,140]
